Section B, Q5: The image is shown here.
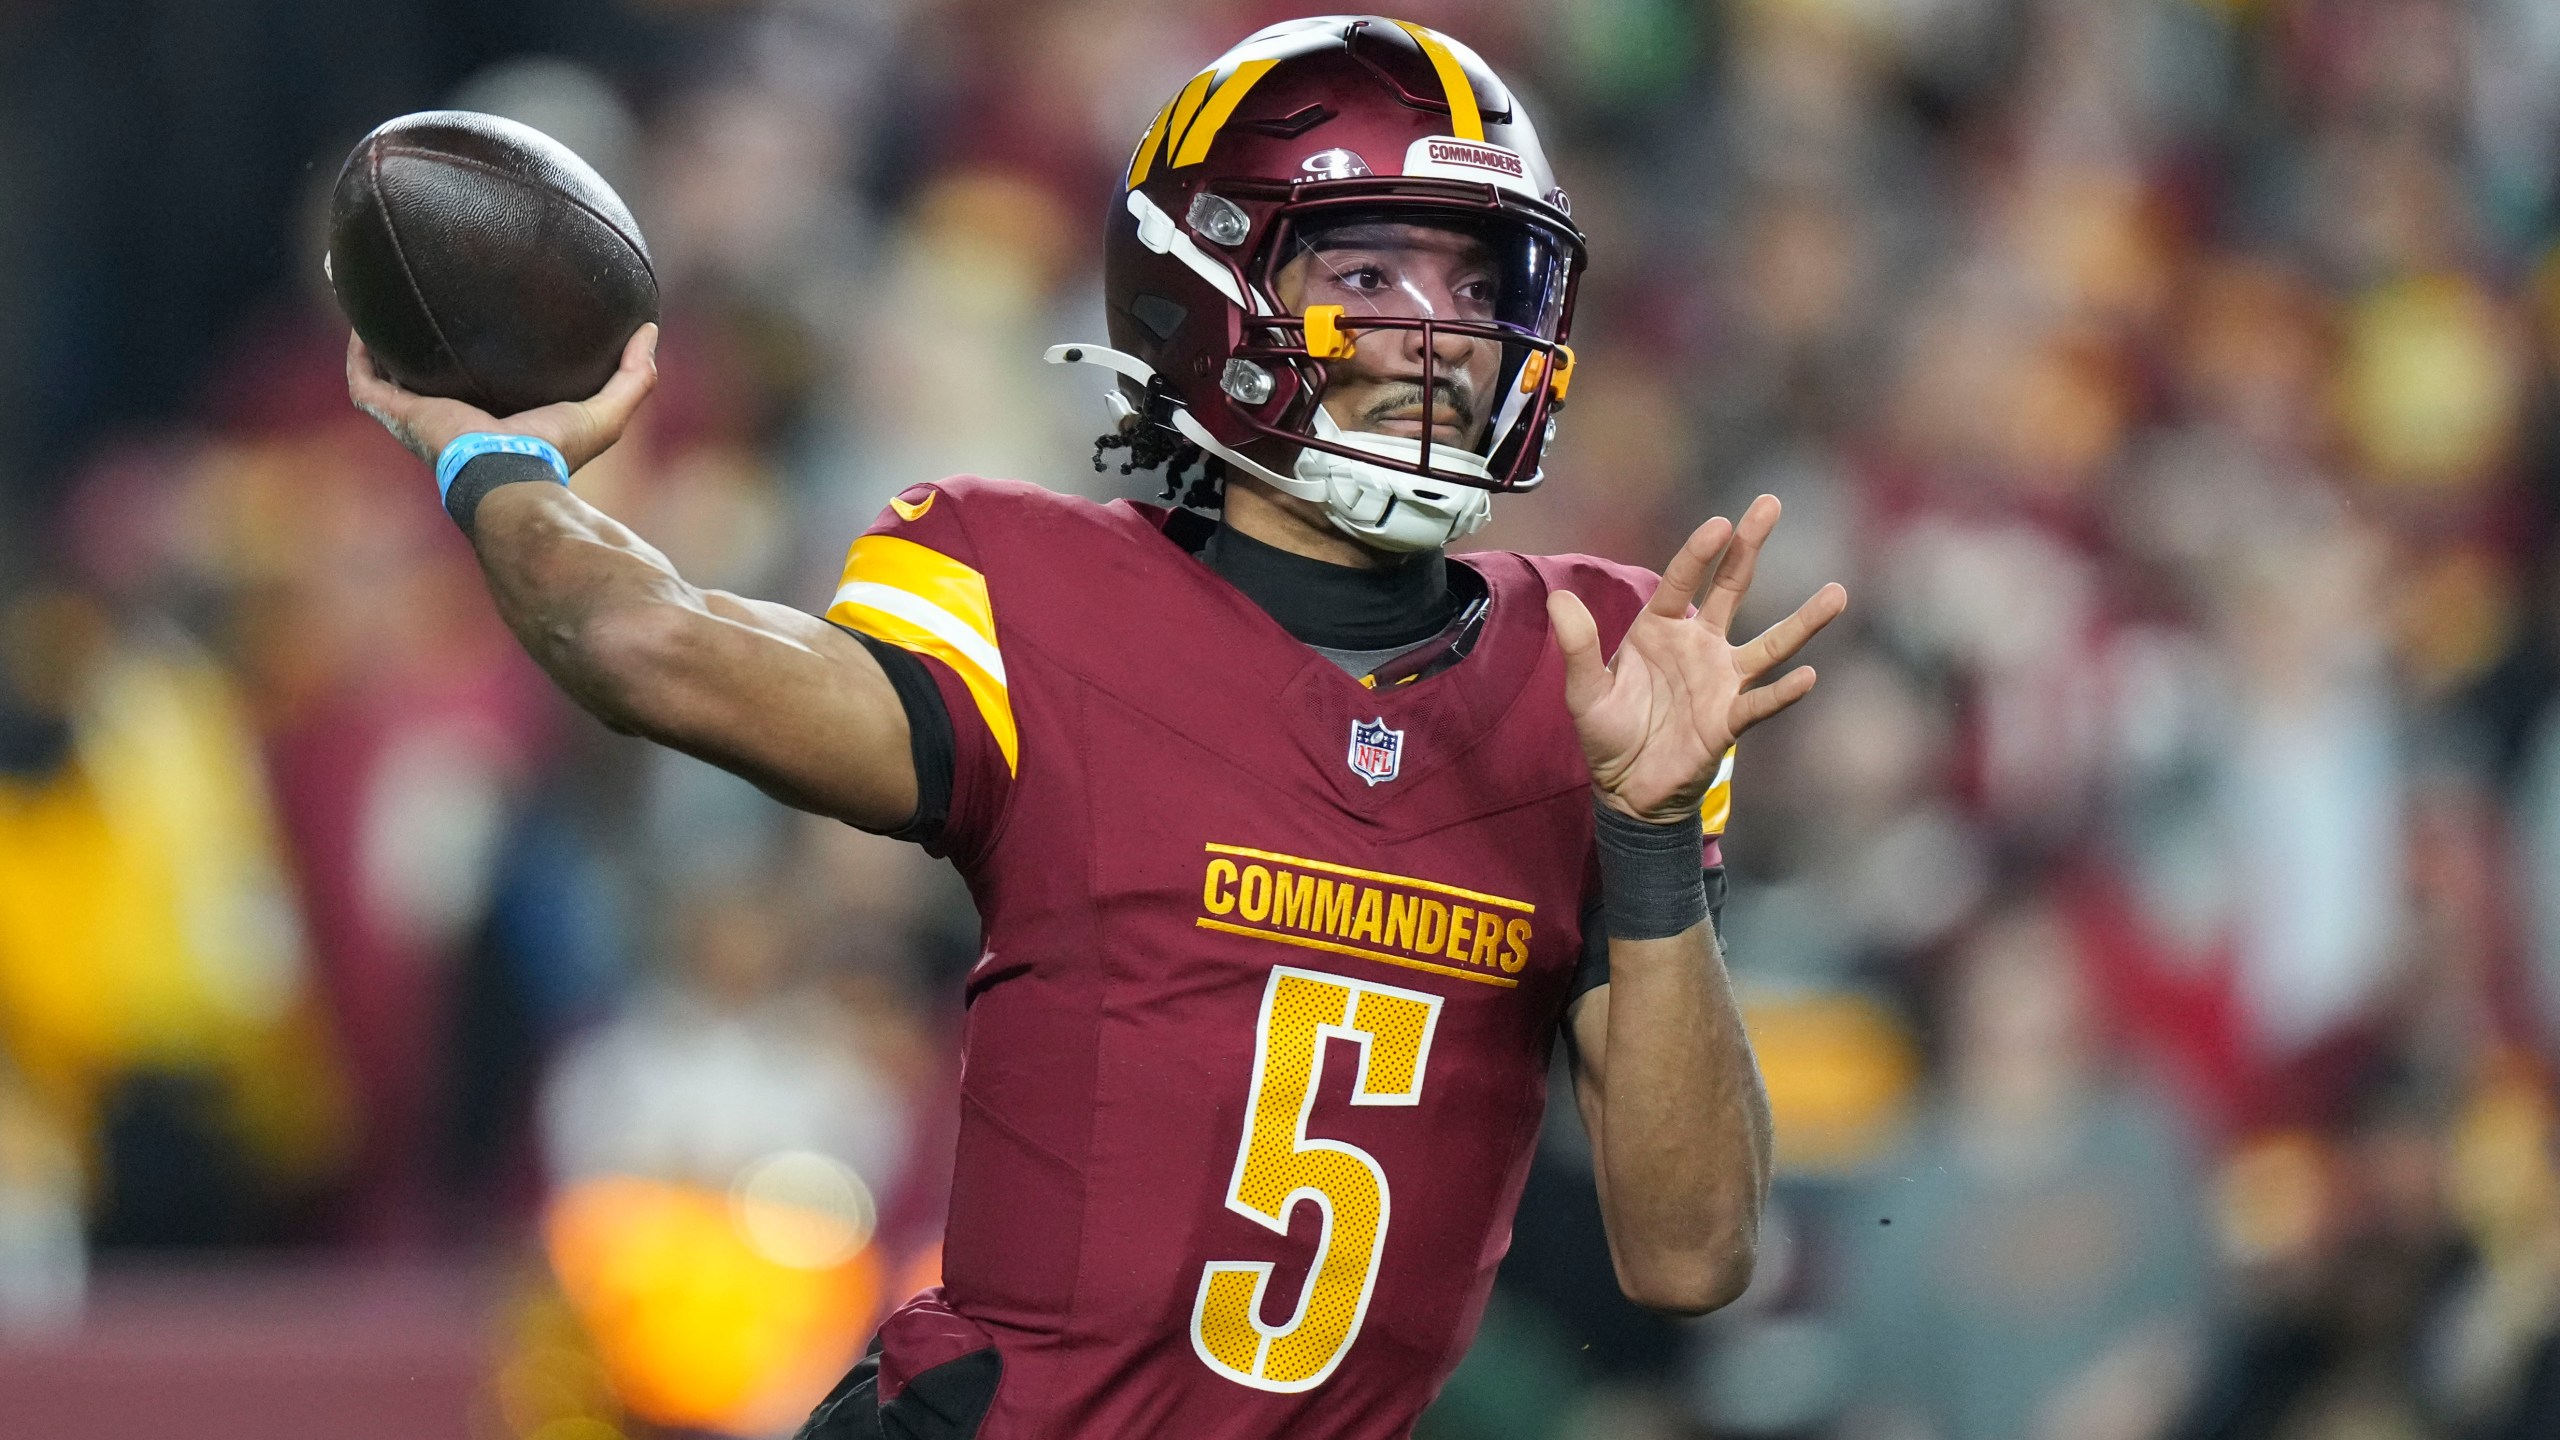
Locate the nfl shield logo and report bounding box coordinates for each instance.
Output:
[1347,717,1404,786]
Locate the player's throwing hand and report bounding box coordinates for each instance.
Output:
[1549,494,1847,823]
[347,322,660,475]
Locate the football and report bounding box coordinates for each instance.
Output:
[327,110,658,417]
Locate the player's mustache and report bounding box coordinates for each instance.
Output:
[1360,378,1478,435]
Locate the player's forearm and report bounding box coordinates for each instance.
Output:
[467,481,707,732]
[463,484,818,752]
[464,482,921,827]
[1591,925,1771,1315]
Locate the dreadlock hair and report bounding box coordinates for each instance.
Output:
[1090,374,1227,512]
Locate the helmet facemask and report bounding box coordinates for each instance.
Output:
[1170,196,1577,550]
[1244,203,1575,493]
[1175,204,1567,550]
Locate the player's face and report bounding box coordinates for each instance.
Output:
[1274,222,1503,453]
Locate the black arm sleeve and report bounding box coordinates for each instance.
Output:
[831,624,955,846]
[1568,865,1727,1004]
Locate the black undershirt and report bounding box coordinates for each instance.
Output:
[1194,520,1461,651]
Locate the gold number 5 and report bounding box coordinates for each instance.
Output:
[1190,966,1444,1392]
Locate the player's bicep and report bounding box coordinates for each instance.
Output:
[631,590,923,830]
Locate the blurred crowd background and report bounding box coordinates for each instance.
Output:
[4,0,2560,1437]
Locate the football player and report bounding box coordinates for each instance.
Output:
[349,16,1845,1439]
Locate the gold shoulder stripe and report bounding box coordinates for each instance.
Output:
[1126,90,1181,190]
[1173,59,1280,167]
[1701,746,1735,837]
[1394,21,1483,142]
[829,535,1018,774]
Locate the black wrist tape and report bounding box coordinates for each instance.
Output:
[1594,798,1710,941]
[444,452,566,537]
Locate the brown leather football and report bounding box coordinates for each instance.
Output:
[328,111,658,417]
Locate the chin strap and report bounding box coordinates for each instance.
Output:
[1046,342,1312,494]
[1046,342,1496,552]
[1041,342,1155,387]
[1171,409,1316,495]
[1042,341,1165,430]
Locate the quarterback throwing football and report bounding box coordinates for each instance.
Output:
[351,15,1846,1439]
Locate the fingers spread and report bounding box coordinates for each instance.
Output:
[1733,581,1847,678]
[1732,665,1818,735]
[1697,493,1781,633]
[1649,516,1732,618]
[1548,589,1611,716]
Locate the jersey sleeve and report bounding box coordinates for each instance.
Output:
[824,482,1017,862]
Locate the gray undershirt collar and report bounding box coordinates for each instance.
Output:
[1309,640,1432,677]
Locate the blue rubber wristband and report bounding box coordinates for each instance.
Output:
[435,433,570,502]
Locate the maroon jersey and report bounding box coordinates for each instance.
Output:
[825,478,1662,1438]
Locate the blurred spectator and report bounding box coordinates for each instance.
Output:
[2178,1076,2463,1440]
[541,879,913,1195]
[1840,907,2212,1440]
[537,874,928,1436]
[0,579,346,1247]
[2436,1059,2560,1438]
[200,405,554,1244]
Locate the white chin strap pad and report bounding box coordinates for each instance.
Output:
[1291,408,1495,553]
[1169,405,1495,554]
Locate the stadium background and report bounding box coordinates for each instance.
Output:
[4,0,2560,1436]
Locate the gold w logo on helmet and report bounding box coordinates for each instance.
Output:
[1124,21,1491,193]
[1126,59,1282,190]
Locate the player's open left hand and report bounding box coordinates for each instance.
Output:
[1550,494,1847,824]
[346,323,659,475]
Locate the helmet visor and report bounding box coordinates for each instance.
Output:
[1267,206,1574,474]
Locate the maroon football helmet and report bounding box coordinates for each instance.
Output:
[1050,16,1586,550]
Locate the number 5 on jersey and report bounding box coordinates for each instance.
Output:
[1191,966,1444,1392]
